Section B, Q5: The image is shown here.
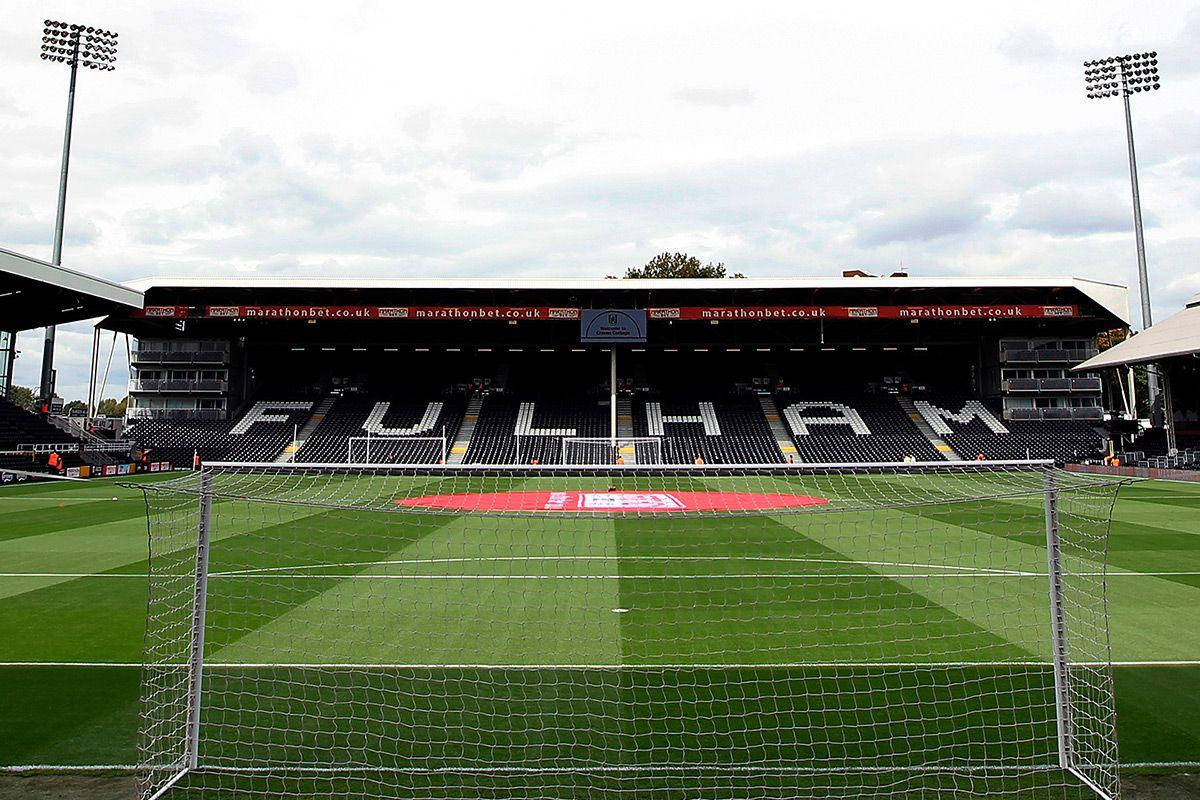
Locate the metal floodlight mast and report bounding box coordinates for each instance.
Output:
[36,20,119,407]
[1083,51,1161,419]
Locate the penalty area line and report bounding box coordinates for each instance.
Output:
[5,761,1195,773]
[3,660,1199,668]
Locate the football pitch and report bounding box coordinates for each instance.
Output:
[1,469,1198,798]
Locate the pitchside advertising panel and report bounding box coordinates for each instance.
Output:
[132,304,1081,320]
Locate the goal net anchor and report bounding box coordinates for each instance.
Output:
[135,461,1125,800]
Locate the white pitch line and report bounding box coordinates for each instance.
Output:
[0,764,135,772]
[207,572,1047,579]
[218,555,1027,578]
[6,761,1194,773]
[0,573,145,578]
[3,660,1199,668]
[9,570,1200,579]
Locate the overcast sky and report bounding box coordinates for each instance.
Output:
[3,1,1200,402]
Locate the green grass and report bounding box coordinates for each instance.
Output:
[0,469,1198,799]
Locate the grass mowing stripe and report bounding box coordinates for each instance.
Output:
[614,513,1029,665]
[211,513,623,665]
[0,665,139,767]
[0,498,149,545]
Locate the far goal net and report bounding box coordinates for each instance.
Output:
[347,435,446,464]
[561,436,662,465]
[135,462,1125,800]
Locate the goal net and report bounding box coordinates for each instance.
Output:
[347,435,446,464]
[134,462,1125,800]
[561,436,663,465]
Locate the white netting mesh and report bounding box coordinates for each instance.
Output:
[347,436,446,464]
[135,462,1126,800]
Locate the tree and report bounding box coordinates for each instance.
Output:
[97,396,128,417]
[63,400,87,416]
[6,385,35,411]
[613,252,745,279]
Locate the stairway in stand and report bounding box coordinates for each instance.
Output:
[757,394,797,462]
[447,393,483,464]
[616,397,637,464]
[895,395,960,461]
[274,396,334,463]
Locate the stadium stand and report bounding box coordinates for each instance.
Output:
[0,396,87,473]
[915,397,1103,462]
[125,400,315,465]
[632,395,784,464]
[464,393,610,464]
[295,395,466,464]
[779,395,943,463]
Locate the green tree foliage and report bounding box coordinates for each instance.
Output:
[613,252,745,279]
[62,400,87,415]
[6,385,36,411]
[96,396,128,417]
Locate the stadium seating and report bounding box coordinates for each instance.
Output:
[0,397,79,451]
[464,394,610,464]
[633,396,784,464]
[779,395,943,463]
[296,396,466,464]
[0,397,88,473]
[126,400,315,465]
[915,397,1103,462]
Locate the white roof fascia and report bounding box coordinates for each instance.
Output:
[1,247,142,308]
[1074,297,1200,370]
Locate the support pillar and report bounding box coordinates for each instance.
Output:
[610,348,617,444]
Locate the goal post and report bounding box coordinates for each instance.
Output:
[561,436,663,465]
[347,435,446,464]
[134,461,1126,800]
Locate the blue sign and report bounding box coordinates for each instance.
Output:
[580,309,647,343]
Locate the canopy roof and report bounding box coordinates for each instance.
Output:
[1074,294,1200,370]
[0,247,142,331]
[125,274,1131,324]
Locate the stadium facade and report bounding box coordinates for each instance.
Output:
[102,274,1130,466]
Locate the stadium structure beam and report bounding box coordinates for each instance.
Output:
[610,348,617,443]
[37,19,119,405]
[1084,51,1160,420]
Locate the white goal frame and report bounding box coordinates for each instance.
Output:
[347,435,447,465]
[560,436,663,465]
[138,460,1120,800]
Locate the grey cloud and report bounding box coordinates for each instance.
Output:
[1009,185,1144,236]
[854,202,989,246]
[244,57,299,94]
[1161,13,1200,76]
[997,26,1061,62]
[455,113,571,181]
[672,85,756,108]
[0,201,52,247]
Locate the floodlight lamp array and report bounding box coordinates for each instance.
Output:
[40,20,119,71]
[1084,52,1158,99]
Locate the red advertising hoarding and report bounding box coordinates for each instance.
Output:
[202,306,582,320]
[647,305,1078,320]
[128,304,1080,321]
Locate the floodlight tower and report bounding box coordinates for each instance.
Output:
[37,20,119,407]
[1083,52,1160,418]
